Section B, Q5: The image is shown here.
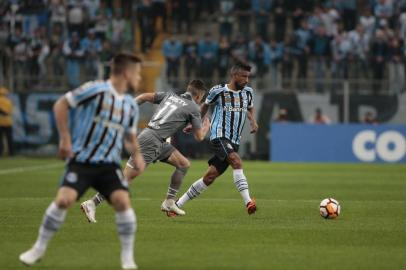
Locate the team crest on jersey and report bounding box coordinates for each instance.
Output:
[66,172,78,183]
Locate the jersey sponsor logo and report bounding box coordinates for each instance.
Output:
[223,106,247,112]
[66,172,78,183]
[226,143,233,150]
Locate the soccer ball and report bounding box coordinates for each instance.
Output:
[319,198,341,219]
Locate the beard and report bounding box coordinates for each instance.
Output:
[235,81,246,90]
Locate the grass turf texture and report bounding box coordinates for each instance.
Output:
[0,158,405,270]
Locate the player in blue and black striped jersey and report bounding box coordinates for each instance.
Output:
[19,53,144,270]
[177,62,259,215]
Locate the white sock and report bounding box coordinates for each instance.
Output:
[33,202,67,251]
[177,178,208,208]
[116,208,136,261]
[233,169,251,205]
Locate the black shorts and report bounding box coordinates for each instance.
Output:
[208,138,239,175]
[60,162,129,201]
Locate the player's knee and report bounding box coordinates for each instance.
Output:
[179,159,190,170]
[203,170,219,186]
[228,153,242,169]
[110,190,131,212]
[55,197,74,209]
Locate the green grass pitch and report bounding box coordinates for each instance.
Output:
[0,158,405,270]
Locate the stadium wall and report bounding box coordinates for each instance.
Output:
[9,92,406,158]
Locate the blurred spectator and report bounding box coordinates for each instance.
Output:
[311,26,331,92]
[152,0,167,32]
[370,30,389,93]
[291,7,305,30]
[341,0,357,31]
[183,35,198,81]
[273,0,287,42]
[109,10,130,50]
[248,35,269,78]
[331,31,351,79]
[67,2,86,37]
[268,39,283,87]
[198,32,218,80]
[137,0,155,53]
[0,86,13,156]
[28,27,50,82]
[360,8,376,40]
[195,0,216,20]
[374,0,394,27]
[63,32,84,88]
[231,33,248,64]
[99,40,114,79]
[388,38,405,93]
[82,29,102,77]
[94,11,109,40]
[363,111,378,124]
[309,108,331,124]
[399,11,406,41]
[282,35,296,83]
[218,36,231,79]
[348,24,369,78]
[172,0,191,34]
[162,36,183,86]
[294,20,312,82]
[252,0,272,40]
[7,27,29,90]
[235,0,251,36]
[48,24,65,82]
[49,0,67,30]
[218,0,235,39]
[0,22,8,85]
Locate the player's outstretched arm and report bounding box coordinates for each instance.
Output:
[53,96,73,159]
[135,93,156,105]
[247,107,259,134]
[200,103,210,118]
[192,117,210,141]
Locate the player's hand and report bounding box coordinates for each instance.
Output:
[183,123,193,134]
[130,153,146,177]
[250,122,259,134]
[58,138,73,159]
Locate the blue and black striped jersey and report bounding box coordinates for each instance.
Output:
[65,80,139,165]
[205,84,253,145]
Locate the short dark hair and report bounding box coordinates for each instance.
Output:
[111,52,142,75]
[187,79,207,96]
[230,62,252,75]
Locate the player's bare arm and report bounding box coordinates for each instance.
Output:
[192,117,210,141]
[53,96,73,159]
[135,92,156,105]
[247,107,259,134]
[200,102,210,118]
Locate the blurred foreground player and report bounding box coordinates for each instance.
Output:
[19,53,145,270]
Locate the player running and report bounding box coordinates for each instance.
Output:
[176,62,259,215]
[19,53,145,270]
[80,80,210,222]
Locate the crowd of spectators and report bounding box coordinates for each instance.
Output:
[162,0,406,94]
[0,0,133,90]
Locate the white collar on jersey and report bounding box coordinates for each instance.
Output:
[225,84,243,93]
[107,80,125,101]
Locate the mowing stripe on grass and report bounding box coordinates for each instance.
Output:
[0,163,63,175]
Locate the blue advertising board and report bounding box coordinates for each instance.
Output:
[270,123,406,163]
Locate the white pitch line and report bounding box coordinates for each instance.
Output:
[0,163,62,175]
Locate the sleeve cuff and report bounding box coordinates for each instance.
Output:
[65,92,77,107]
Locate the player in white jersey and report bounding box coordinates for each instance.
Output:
[80,80,210,222]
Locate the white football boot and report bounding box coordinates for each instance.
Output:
[80,200,97,223]
[19,247,45,266]
[160,199,185,216]
[121,253,138,270]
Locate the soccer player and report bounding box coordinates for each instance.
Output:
[176,62,259,215]
[80,79,210,221]
[19,53,145,270]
